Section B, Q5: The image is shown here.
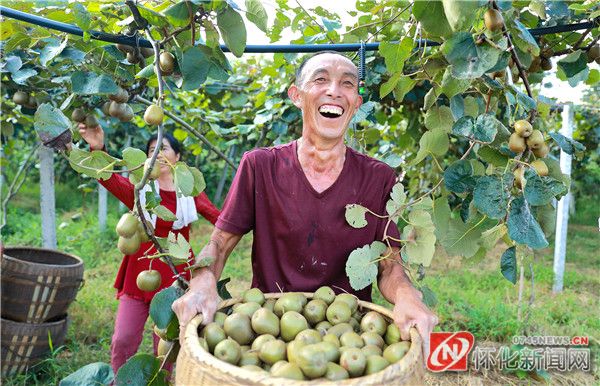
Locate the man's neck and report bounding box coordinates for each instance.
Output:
[296,136,346,174]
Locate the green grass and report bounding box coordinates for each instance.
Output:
[1,190,598,384]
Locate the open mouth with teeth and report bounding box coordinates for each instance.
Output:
[318,104,344,119]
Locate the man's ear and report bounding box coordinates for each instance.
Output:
[288,84,302,108]
[355,94,363,109]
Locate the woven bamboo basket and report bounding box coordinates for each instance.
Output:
[1,247,84,323]
[0,315,69,376]
[176,292,424,385]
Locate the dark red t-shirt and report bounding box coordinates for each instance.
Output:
[216,140,400,301]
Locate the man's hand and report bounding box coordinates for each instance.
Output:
[392,286,438,364]
[78,123,104,150]
[172,268,219,340]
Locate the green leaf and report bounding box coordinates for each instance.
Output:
[442,32,503,79]
[379,37,413,73]
[392,76,417,103]
[500,246,517,284]
[557,50,589,87]
[71,71,119,95]
[432,197,451,241]
[189,167,207,196]
[174,162,194,197]
[442,0,481,32]
[440,215,487,258]
[532,204,556,237]
[138,5,170,28]
[444,160,477,194]
[380,71,402,99]
[523,170,567,206]
[217,5,247,57]
[12,68,37,84]
[413,0,452,38]
[34,103,71,144]
[423,87,439,110]
[507,195,548,249]
[345,204,368,228]
[385,183,407,221]
[510,19,540,56]
[480,223,507,250]
[40,38,68,67]
[68,149,121,180]
[245,0,268,33]
[419,285,438,308]
[149,286,184,329]
[71,3,91,31]
[477,146,509,167]
[116,354,167,386]
[425,105,454,133]
[451,114,498,143]
[585,69,599,86]
[345,241,386,290]
[167,232,193,265]
[165,2,199,28]
[153,205,177,222]
[401,210,436,267]
[412,128,449,164]
[144,190,161,210]
[59,362,113,386]
[178,46,211,90]
[122,147,146,183]
[473,174,512,219]
[548,132,585,155]
[441,68,471,98]
[217,277,232,300]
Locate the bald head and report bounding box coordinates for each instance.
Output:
[295,51,358,87]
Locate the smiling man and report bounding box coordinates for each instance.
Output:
[173,52,438,358]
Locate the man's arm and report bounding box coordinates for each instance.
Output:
[378,247,438,361]
[172,227,242,327]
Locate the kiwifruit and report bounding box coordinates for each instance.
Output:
[340,331,365,349]
[315,321,332,335]
[85,114,99,128]
[326,301,352,325]
[313,286,336,305]
[303,299,328,325]
[484,8,504,32]
[296,344,328,379]
[541,57,552,71]
[243,288,265,305]
[263,298,276,312]
[235,302,261,318]
[137,221,152,243]
[322,333,340,347]
[214,338,241,365]
[258,339,286,365]
[108,101,127,118]
[71,108,86,123]
[116,213,139,237]
[513,167,526,189]
[270,361,305,380]
[361,344,383,357]
[241,364,264,372]
[365,355,390,375]
[136,269,161,292]
[587,45,600,62]
[385,323,401,345]
[144,158,161,180]
[327,322,353,338]
[153,325,168,340]
[213,311,227,327]
[251,333,276,351]
[239,351,261,367]
[360,311,388,336]
[361,331,385,348]
[159,52,175,74]
[531,159,548,176]
[144,104,164,126]
[197,337,209,351]
[514,120,533,138]
[339,347,367,378]
[223,313,254,345]
[533,143,549,158]
[202,322,226,352]
[529,56,541,72]
[126,51,139,64]
[116,43,134,53]
[286,340,306,364]
[109,88,129,103]
[295,329,322,345]
[383,341,410,363]
[140,46,154,58]
[274,293,307,317]
[325,362,349,381]
[12,91,29,105]
[335,294,358,314]
[314,341,340,363]
[280,311,308,342]
[526,130,545,150]
[118,103,134,122]
[157,339,179,363]
[348,316,361,333]
[117,233,141,255]
[101,101,111,116]
[251,308,280,336]
[509,132,527,153]
[240,345,250,353]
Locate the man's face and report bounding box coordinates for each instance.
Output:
[288,54,362,141]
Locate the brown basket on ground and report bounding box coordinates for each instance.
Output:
[1,315,69,377]
[1,247,84,324]
[176,292,424,385]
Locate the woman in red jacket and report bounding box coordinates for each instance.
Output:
[78,124,220,375]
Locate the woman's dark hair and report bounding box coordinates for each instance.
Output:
[145,133,183,156]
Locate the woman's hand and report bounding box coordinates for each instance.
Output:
[78,123,105,150]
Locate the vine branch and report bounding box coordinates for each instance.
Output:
[1,144,39,230]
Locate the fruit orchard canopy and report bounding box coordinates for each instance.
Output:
[1,5,598,53]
